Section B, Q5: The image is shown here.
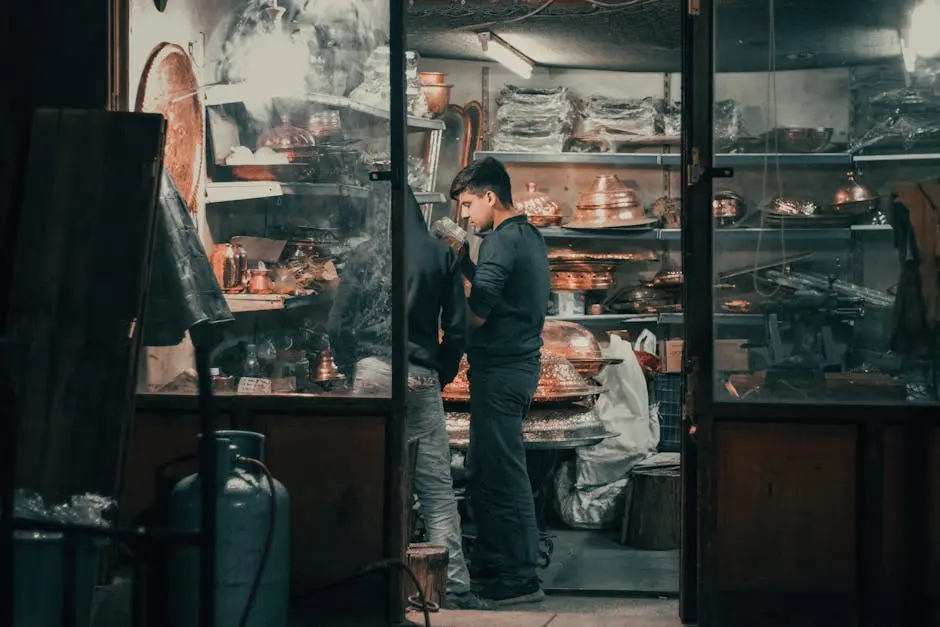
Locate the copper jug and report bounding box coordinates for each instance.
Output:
[210,243,248,293]
[248,268,274,294]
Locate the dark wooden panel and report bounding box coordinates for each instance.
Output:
[118,411,233,525]
[257,414,387,591]
[715,422,858,590]
[8,109,165,501]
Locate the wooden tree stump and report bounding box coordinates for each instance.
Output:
[621,466,681,550]
[402,543,449,609]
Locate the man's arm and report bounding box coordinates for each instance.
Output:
[466,238,514,328]
[439,250,468,387]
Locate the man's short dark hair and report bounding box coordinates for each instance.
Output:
[449,157,513,208]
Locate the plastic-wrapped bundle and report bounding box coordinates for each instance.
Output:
[491,85,576,152]
[349,46,430,118]
[850,87,940,154]
[714,99,747,149]
[580,96,658,137]
[661,100,681,136]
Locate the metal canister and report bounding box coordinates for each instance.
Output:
[167,431,290,627]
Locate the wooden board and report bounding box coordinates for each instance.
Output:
[7,109,166,500]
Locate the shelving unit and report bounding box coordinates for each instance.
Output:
[540,224,892,241]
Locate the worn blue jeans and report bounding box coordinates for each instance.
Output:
[465,357,541,586]
[354,357,472,594]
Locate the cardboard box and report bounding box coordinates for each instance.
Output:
[659,339,683,373]
[715,339,748,372]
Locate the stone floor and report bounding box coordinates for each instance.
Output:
[404,596,683,627]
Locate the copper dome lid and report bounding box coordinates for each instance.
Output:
[442,352,603,403]
[542,320,624,377]
[566,175,657,230]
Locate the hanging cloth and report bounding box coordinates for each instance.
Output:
[888,178,940,356]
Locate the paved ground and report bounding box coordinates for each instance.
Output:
[405,596,683,627]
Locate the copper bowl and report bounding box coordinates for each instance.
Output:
[514,182,564,227]
[442,353,604,403]
[418,72,447,86]
[542,320,623,377]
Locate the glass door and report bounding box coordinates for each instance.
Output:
[684,0,939,625]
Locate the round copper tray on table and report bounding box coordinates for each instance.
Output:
[136,43,205,213]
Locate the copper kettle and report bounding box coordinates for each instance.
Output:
[210,243,248,293]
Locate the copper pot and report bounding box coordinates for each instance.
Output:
[566,175,657,229]
[210,243,248,293]
[248,268,274,294]
[829,171,877,215]
[514,182,564,227]
[420,84,452,115]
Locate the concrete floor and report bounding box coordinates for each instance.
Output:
[405,596,683,627]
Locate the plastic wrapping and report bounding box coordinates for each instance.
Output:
[850,87,940,154]
[491,85,576,153]
[662,100,681,136]
[714,99,748,148]
[348,46,430,118]
[580,96,658,137]
[13,489,115,529]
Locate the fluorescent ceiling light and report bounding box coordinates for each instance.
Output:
[909,1,940,59]
[480,33,534,80]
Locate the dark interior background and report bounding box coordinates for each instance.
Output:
[406,0,915,73]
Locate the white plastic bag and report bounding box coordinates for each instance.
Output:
[634,329,657,354]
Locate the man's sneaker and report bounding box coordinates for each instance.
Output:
[479,580,545,606]
[442,590,498,611]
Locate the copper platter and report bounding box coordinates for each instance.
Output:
[551,271,614,291]
[446,405,615,448]
[136,43,205,213]
[548,250,658,263]
[542,320,622,377]
[442,352,604,404]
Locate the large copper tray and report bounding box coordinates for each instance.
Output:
[551,271,614,291]
[136,43,205,213]
[542,320,622,377]
[548,250,658,263]
[446,405,615,449]
[442,353,604,404]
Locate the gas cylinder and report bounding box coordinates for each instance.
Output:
[166,430,290,627]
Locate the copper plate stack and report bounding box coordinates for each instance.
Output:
[565,175,658,230]
[548,249,653,293]
[542,320,623,378]
[446,405,612,449]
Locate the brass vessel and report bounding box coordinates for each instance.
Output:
[313,345,345,383]
[514,182,564,227]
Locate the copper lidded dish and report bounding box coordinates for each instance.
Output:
[514,182,564,227]
[565,175,658,230]
[442,353,604,404]
[827,171,878,215]
[542,320,623,378]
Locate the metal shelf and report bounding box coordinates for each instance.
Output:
[476,150,853,167]
[415,192,448,204]
[547,312,764,325]
[203,84,445,131]
[541,225,891,241]
[205,182,369,204]
[853,153,940,163]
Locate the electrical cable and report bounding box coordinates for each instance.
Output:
[455,0,557,31]
[311,558,432,627]
[237,456,278,627]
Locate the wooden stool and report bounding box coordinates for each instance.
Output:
[620,465,681,550]
[402,543,449,611]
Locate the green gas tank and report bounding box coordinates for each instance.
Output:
[167,430,290,627]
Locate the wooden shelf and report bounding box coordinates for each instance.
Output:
[224,293,286,312]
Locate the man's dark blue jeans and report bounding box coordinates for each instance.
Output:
[465,356,541,587]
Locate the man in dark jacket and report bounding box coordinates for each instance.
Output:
[328,186,493,610]
[451,157,550,606]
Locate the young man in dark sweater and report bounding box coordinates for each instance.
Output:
[451,157,551,606]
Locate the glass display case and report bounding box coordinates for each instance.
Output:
[134,1,436,401]
[703,0,940,406]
